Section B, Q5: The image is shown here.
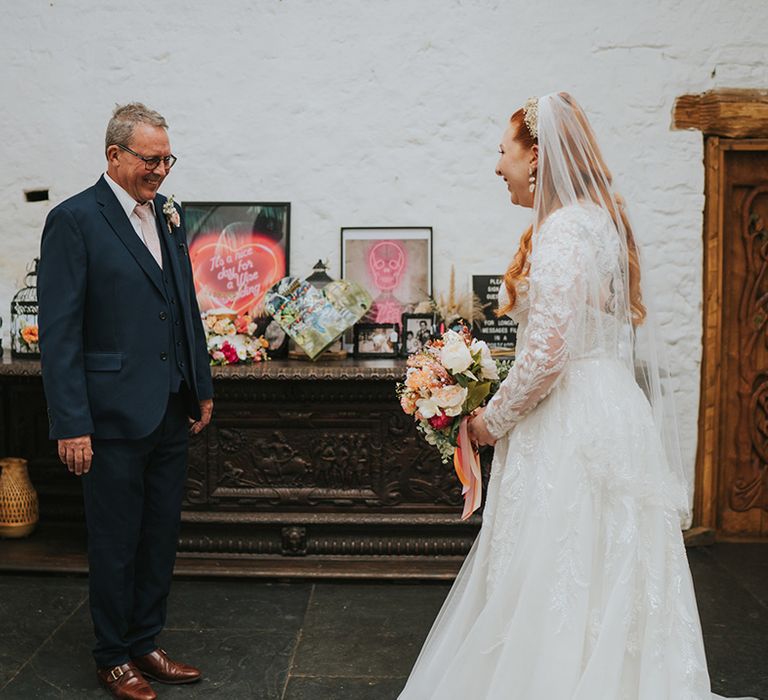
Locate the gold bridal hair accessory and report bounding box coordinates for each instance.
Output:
[523,97,538,139]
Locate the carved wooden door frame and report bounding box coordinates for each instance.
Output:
[674,89,768,534]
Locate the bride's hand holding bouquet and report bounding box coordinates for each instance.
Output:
[397,325,506,519]
[467,406,497,447]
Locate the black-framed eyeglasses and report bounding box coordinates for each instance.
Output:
[117,144,177,171]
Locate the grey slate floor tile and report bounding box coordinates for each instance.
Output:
[0,574,87,690]
[283,676,407,700]
[165,579,312,632]
[0,544,766,699]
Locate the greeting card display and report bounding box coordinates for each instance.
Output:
[265,277,372,360]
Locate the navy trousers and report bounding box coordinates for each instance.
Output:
[82,391,189,668]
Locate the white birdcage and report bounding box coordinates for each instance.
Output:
[11,258,39,359]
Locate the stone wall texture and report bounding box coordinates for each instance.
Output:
[2,0,768,516]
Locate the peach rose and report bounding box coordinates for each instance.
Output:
[21,325,39,346]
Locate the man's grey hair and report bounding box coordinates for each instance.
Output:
[105,102,168,152]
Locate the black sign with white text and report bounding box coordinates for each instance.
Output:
[472,275,517,350]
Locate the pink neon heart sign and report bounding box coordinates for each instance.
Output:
[189,233,286,316]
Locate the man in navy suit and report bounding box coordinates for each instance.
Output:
[38,103,213,700]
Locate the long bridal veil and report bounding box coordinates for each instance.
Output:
[533,92,690,521]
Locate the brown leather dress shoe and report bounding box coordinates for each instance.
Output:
[132,648,201,685]
[97,663,157,700]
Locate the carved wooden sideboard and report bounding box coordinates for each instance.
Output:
[0,358,483,577]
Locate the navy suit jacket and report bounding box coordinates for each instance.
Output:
[38,176,213,440]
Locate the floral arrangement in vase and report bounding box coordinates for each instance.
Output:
[203,309,269,365]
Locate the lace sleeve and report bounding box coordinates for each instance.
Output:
[483,210,587,440]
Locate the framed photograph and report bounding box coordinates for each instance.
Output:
[341,227,432,326]
[401,313,435,356]
[183,202,290,343]
[353,323,400,358]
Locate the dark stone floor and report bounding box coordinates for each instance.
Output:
[0,544,766,699]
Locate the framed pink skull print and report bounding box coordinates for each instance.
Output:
[340,227,432,325]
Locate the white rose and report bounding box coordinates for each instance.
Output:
[442,330,467,347]
[480,357,499,380]
[471,338,499,380]
[470,337,488,356]
[431,384,468,414]
[416,397,440,418]
[440,339,472,373]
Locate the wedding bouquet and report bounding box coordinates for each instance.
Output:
[397,326,508,519]
[203,309,269,366]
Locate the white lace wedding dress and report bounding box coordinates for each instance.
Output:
[399,204,753,699]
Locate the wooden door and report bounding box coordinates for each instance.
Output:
[700,138,768,537]
[675,89,768,539]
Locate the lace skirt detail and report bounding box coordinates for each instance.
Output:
[399,358,714,700]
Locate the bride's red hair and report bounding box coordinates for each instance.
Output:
[497,98,646,326]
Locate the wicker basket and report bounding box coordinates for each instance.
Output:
[0,457,39,538]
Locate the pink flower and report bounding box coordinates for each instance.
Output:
[406,354,452,387]
[221,341,239,364]
[211,350,225,362]
[428,412,453,430]
[235,315,250,334]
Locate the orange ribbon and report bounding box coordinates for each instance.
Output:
[453,416,482,520]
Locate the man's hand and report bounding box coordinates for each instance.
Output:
[58,435,93,476]
[468,407,497,447]
[190,399,213,435]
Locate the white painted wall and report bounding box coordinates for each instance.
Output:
[2,0,767,513]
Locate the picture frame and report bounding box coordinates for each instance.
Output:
[400,312,435,356]
[340,227,432,326]
[183,202,290,345]
[353,323,400,358]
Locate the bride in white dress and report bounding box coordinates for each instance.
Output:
[398,93,755,700]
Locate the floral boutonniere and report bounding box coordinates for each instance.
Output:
[162,195,181,233]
